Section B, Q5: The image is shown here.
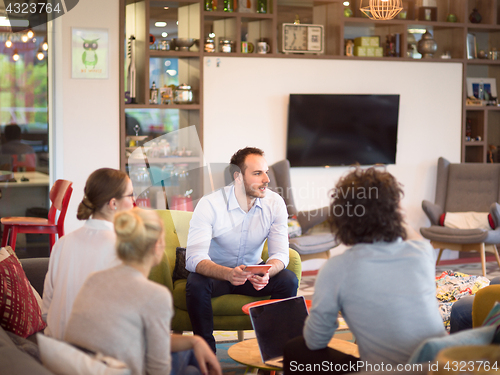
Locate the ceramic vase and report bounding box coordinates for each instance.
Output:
[417,30,438,58]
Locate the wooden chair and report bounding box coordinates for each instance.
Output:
[1,179,73,252]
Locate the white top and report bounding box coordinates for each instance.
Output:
[65,265,173,375]
[42,219,121,340]
[186,185,289,272]
[304,239,446,365]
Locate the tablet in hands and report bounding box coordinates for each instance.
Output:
[243,264,272,277]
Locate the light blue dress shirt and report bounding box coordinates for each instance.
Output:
[186,185,289,272]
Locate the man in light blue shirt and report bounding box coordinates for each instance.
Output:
[186,147,298,352]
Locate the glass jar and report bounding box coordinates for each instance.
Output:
[173,84,194,104]
[219,39,233,53]
[204,38,215,53]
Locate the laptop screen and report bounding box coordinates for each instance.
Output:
[249,296,309,362]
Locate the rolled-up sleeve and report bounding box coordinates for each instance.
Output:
[266,198,289,268]
[186,198,215,272]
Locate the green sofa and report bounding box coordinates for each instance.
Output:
[149,209,302,334]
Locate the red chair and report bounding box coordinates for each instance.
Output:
[11,153,36,172]
[1,179,73,252]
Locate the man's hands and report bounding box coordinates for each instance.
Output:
[226,265,252,286]
[226,265,270,290]
[248,272,269,291]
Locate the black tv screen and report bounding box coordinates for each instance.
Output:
[286,94,400,167]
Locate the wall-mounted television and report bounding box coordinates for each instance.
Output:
[286,94,400,167]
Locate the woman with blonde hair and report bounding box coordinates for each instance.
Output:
[65,208,221,375]
[42,168,135,340]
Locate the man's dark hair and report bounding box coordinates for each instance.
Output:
[4,124,21,142]
[329,167,406,245]
[229,147,264,180]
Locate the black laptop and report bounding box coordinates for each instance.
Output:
[248,296,309,368]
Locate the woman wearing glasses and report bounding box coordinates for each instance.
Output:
[42,168,136,340]
[65,208,221,375]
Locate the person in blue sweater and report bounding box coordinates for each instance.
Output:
[284,167,446,374]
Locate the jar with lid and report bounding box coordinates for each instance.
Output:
[219,39,233,53]
[158,139,171,157]
[204,38,215,53]
[173,84,194,104]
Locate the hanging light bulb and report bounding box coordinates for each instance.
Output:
[360,0,402,20]
[37,46,44,60]
[12,49,20,61]
[27,29,34,39]
[42,39,48,51]
[21,34,28,43]
[5,37,12,48]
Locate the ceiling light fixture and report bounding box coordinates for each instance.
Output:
[360,0,402,20]
[155,21,167,27]
[161,32,168,37]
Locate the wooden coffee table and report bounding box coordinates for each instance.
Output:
[228,337,359,375]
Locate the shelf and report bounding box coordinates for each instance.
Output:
[466,106,500,110]
[127,156,202,164]
[465,59,500,65]
[467,23,500,30]
[465,141,486,146]
[149,50,202,58]
[203,10,273,19]
[124,104,201,110]
[344,17,465,28]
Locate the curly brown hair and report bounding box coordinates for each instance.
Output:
[229,147,264,180]
[329,167,406,245]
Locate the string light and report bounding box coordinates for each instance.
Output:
[21,34,28,42]
[27,29,34,39]
[12,49,19,61]
[42,39,48,51]
[5,37,12,48]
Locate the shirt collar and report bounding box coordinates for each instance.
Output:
[226,185,263,212]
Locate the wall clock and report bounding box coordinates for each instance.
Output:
[281,23,324,54]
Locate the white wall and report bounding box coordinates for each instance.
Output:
[52,0,120,233]
[203,57,463,232]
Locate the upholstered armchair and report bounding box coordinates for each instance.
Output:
[224,159,337,261]
[420,157,500,276]
[149,209,302,338]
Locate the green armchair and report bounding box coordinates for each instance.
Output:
[149,209,302,335]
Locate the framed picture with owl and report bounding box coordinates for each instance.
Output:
[71,28,109,79]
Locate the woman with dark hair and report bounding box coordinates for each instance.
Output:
[283,167,446,374]
[42,168,135,340]
[65,208,221,375]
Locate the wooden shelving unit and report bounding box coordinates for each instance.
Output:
[119,0,500,178]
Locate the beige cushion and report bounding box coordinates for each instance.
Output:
[38,334,130,375]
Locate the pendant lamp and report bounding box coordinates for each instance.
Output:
[360,0,403,20]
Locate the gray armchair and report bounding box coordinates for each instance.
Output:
[420,157,500,276]
[225,159,337,261]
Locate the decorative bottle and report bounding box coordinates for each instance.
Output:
[223,0,233,12]
[204,0,213,11]
[257,0,267,13]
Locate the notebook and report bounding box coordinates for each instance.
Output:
[249,295,309,368]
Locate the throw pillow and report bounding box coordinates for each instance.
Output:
[37,334,131,375]
[438,212,495,230]
[0,246,46,338]
[408,325,497,364]
[288,215,302,239]
[172,247,190,282]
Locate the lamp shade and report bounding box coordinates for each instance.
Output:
[360,0,403,20]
